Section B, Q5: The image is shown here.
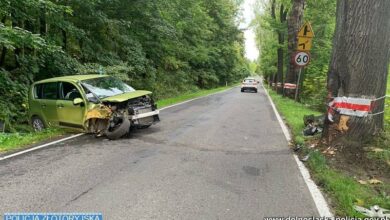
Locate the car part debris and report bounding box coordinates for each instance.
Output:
[354,205,390,217]
[300,154,310,162]
[293,145,302,152]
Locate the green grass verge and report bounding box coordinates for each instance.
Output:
[0,129,65,153]
[156,84,236,108]
[267,89,321,144]
[266,87,390,216]
[0,85,236,153]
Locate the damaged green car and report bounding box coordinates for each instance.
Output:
[28,75,160,139]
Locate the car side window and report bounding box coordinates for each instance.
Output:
[34,84,43,99]
[60,82,82,101]
[35,82,58,100]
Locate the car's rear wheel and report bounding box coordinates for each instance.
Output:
[241,89,244,92]
[32,116,45,132]
[105,116,130,140]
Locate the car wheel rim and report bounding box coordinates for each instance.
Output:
[33,119,44,131]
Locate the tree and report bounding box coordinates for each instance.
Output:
[285,0,304,97]
[324,0,390,142]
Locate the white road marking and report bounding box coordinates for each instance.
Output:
[0,86,237,161]
[260,81,333,217]
[159,86,237,111]
[0,133,85,161]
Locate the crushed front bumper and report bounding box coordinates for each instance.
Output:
[130,110,159,120]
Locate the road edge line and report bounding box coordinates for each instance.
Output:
[0,133,84,161]
[159,86,237,111]
[261,82,333,217]
[0,86,236,161]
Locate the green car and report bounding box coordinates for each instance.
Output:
[28,75,160,139]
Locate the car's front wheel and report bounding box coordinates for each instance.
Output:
[32,116,45,132]
[105,116,131,140]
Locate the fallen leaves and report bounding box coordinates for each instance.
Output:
[322,146,337,156]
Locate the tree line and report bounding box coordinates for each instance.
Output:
[254,0,390,142]
[0,0,250,129]
[254,0,336,110]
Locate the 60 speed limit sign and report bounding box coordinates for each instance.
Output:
[293,51,310,67]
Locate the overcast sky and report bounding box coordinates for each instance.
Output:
[240,0,259,61]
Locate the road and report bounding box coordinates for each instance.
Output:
[0,86,319,219]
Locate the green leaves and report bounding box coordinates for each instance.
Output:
[0,0,248,129]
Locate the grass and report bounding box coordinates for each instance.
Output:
[0,84,236,153]
[267,89,321,144]
[0,129,65,153]
[156,84,236,108]
[266,86,390,216]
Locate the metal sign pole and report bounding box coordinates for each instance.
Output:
[295,68,302,101]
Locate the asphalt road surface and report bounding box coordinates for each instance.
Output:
[0,86,319,219]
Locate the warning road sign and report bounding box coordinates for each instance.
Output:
[297,37,313,51]
[298,22,314,38]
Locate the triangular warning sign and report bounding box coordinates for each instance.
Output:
[298,22,314,38]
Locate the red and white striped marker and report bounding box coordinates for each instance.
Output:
[284,83,297,89]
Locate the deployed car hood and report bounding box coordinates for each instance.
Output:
[101,90,152,102]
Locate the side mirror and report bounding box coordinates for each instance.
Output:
[73,98,84,106]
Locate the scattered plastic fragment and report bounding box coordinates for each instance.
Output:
[354,205,390,217]
[300,154,310,162]
[294,145,302,152]
[368,178,383,185]
[358,180,368,185]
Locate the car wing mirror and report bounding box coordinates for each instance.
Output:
[73,98,84,105]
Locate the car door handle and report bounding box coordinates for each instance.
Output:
[57,104,64,108]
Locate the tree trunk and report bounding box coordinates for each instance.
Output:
[325,0,390,142]
[276,4,288,94]
[285,0,305,97]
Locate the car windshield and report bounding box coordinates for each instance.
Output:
[81,76,135,99]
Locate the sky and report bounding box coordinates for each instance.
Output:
[240,0,259,61]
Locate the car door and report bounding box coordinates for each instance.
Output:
[56,81,86,129]
[39,82,59,127]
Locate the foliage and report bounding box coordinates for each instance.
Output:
[253,0,336,110]
[0,0,250,129]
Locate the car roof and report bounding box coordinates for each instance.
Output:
[34,74,108,84]
[244,77,256,80]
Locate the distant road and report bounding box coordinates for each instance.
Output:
[0,86,318,219]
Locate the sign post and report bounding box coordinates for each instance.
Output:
[294,22,315,101]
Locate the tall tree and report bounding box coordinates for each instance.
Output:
[285,0,304,97]
[325,0,390,142]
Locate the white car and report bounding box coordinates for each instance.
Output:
[241,78,259,93]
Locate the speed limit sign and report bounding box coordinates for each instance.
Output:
[293,51,310,67]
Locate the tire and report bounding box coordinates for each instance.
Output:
[241,89,244,92]
[138,125,152,129]
[105,117,131,140]
[254,89,258,93]
[31,116,45,132]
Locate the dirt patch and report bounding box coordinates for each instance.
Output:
[315,137,390,194]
